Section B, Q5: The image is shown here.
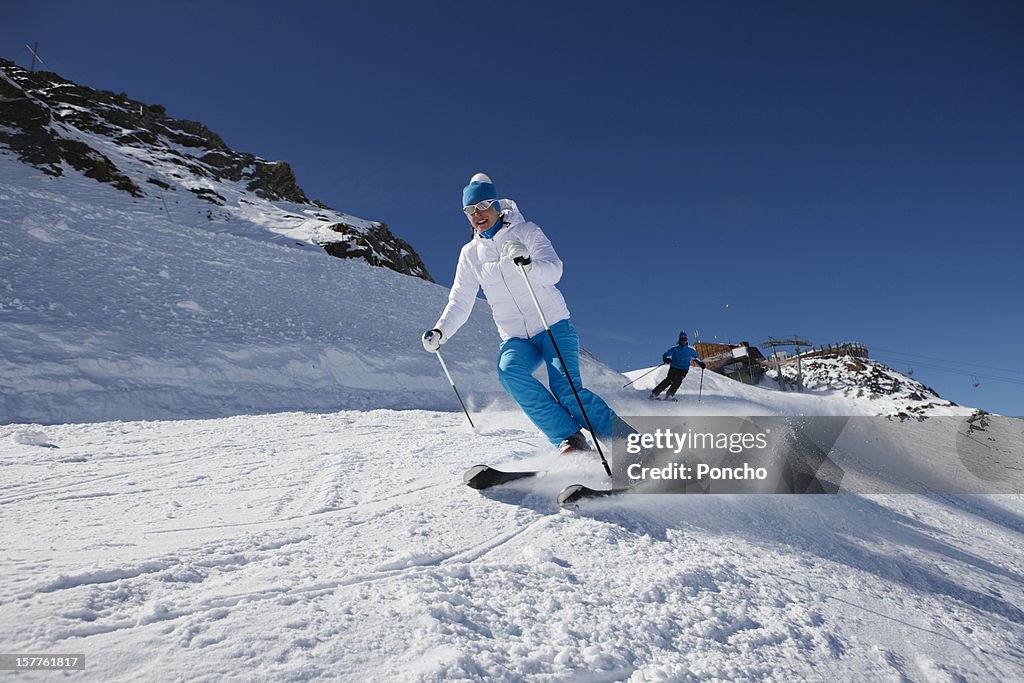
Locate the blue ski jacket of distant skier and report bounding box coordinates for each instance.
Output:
[434,199,570,341]
[663,344,701,370]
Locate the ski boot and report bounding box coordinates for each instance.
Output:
[559,431,593,456]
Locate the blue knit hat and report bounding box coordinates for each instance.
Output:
[463,172,498,207]
[679,330,688,341]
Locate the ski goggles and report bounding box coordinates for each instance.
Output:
[463,198,500,215]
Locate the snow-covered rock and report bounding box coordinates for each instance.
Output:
[0,58,431,280]
[764,355,960,418]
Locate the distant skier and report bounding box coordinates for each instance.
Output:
[422,173,617,455]
[650,331,706,401]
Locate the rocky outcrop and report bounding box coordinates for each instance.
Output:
[0,70,64,175]
[0,58,431,281]
[322,223,432,281]
[245,161,309,204]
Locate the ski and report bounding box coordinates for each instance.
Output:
[557,483,631,507]
[463,464,540,490]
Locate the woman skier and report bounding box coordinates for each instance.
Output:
[422,173,617,455]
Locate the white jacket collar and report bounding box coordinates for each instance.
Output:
[496,198,525,228]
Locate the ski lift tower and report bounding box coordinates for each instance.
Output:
[762,336,811,390]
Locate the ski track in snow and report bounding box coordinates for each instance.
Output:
[2,408,1022,682]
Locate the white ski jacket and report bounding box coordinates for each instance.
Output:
[435,199,570,342]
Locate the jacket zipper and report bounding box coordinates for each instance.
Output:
[491,233,531,338]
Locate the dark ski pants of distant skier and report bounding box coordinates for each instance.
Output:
[497,319,617,446]
[653,367,688,398]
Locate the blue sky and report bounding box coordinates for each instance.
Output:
[4,1,1023,415]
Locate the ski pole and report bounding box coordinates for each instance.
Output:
[698,366,705,403]
[515,261,612,478]
[622,365,661,388]
[434,348,475,429]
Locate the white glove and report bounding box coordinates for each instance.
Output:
[422,328,444,353]
[502,240,532,271]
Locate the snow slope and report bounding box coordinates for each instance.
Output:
[623,362,972,419]
[3,408,1022,682]
[0,154,507,424]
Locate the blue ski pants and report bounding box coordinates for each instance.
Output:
[496,318,617,446]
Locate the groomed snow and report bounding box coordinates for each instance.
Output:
[3,410,1023,681]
